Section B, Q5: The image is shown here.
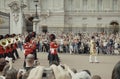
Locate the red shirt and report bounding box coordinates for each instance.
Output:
[50,42,58,55]
[0,45,5,54]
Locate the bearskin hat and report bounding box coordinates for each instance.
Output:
[25,36,31,43]
[25,32,36,43]
[49,34,56,41]
[4,34,10,38]
[0,35,4,40]
[31,32,36,38]
[11,34,16,37]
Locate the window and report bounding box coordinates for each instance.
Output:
[97,17,102,20]
[112,0,118,11]
[83,0,88,11]
[97,0,102,11]
[82,17,87,20]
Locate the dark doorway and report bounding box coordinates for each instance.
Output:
[110,21,119,34]
[25,16,34,32]
[42,25,48,33]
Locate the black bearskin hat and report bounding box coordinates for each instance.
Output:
[25,36,31,43]
[11,34,16,37]
[0,35,4,40]
[31,32,36,38]
[49,34,56,41]
[4,34,10,38]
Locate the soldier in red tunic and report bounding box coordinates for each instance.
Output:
[23,36,33,68]
[48,34,60,65]
[0,35,4,58]
[0,45,5,58]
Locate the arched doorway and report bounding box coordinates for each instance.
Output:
[110,21,119,34]
[42,25,48,34]
[25,16,34,32]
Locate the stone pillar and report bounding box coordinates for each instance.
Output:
[8,1,26,34]
[33,18,40,33]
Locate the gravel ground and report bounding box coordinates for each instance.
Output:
[1,50,120,79]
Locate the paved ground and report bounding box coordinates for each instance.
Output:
[1,50,120,79]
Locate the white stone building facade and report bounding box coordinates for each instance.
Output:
[0,0,120,34]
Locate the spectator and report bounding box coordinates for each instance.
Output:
[112,61,120,79]
[2,57,18,79]
[0,58,6,72]
[25,54,35,71]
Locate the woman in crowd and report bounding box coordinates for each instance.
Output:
[112,61,120,79]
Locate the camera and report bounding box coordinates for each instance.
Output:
[18,69,26,75]
[42,68,55,79]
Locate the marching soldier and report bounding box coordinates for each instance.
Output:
[0,44,5,58]
[23,36,33,68]
[0,35,4,58]
[48,34,60,65]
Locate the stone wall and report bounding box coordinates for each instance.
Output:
[0,0,120,33]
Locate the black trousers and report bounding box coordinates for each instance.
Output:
[13,49,19,58]
[4,51,16,60]
[4,53,10,58]
[11,51,16,60]
[23,55,27,68]
[33,49,37,60]
[0,54,4,58]
[48,53,60,66]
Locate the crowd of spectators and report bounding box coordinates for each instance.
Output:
[18,32,120,55]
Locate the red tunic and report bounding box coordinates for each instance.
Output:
[50,42,58,55]
[0,45,5,54]
[31,42,36,51]
[9,46,13,53]
[23,42,33,56]
[30,40,36,50]
[5,46,10,53]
